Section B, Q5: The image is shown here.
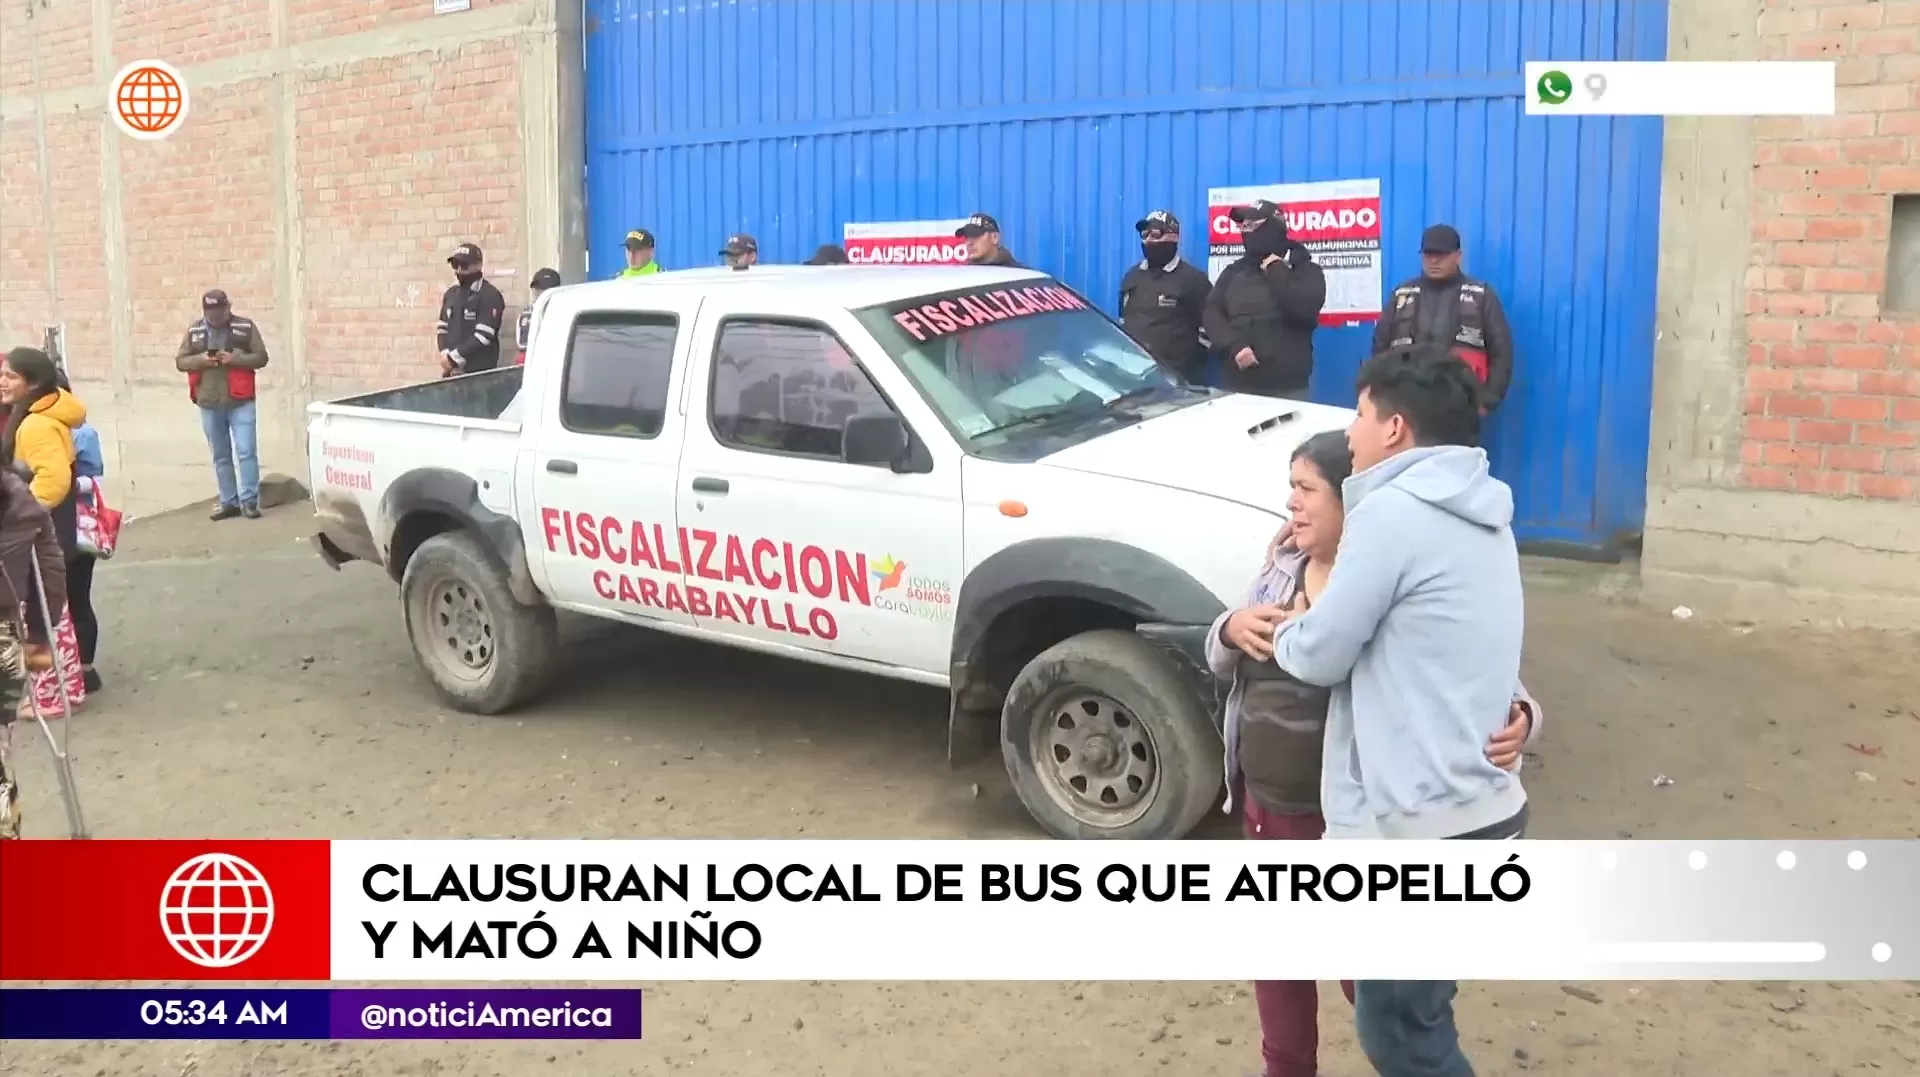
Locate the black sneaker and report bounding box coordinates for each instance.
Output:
[82,667,102,694]
[210,504,242,521]
[242,502,262,519]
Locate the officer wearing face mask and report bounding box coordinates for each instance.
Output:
[1201,200,1327,399]
[436,242,507,377]
[1118,210,1211,381]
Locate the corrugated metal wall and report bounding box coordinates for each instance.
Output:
[583,0,1667,549]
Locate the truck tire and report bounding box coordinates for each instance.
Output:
[400,530,557,714]
[1001,629,1220,840]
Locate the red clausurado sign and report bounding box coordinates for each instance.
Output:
[1206,178,1385,328]
[842,219,971,265]
[1205,197,1382,249]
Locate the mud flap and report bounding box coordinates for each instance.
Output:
[313,532,356,571]
[945,699,995,766]
[1134,622,1224,736]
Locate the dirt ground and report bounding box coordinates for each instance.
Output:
[3,504,1917,1077]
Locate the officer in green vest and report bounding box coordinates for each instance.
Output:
[619,229,661,277]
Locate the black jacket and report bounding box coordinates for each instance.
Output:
[1372,273,1515,409]
[437,278,507,374]
[1202,245,1327,394]
[1119,257,1212,378]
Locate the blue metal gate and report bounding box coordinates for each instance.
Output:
[584,0,1667,549]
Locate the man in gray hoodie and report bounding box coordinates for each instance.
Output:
[1268,343,1525,1077]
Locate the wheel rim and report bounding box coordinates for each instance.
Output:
[1029,691,1161,829]
[419,576,494,684]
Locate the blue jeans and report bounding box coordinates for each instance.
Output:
[199,401,259,507]
[1353,980,1474,1077]
[1353,808,1528,1077]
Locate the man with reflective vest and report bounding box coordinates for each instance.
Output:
[516,267,562,365]
[619,229,661,277]
[1373,224,1516,413]
[437,242,507,378]
[174,288,270,520]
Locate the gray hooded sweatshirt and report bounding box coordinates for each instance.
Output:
[1270,444,1528,839]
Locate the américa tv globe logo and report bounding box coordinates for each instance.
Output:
[109,59,190,142]
[159,852,275,969]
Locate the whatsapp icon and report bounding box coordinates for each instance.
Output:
[1536,69,1573,105]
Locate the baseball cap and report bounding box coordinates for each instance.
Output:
[447,242,483,265]
[530,267,562,289]
[1229,200,1283,225]
[625,229,656,250]
[719,234,758,256]
[1420,224,1463,254]
[201,288,230,308]
[955,213,1001,238]
[1134,209,1180,234]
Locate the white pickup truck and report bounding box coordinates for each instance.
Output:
[307,265,1353,840]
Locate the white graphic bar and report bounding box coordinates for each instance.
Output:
[1586,942,1828,965]
[1525,62,1835,117]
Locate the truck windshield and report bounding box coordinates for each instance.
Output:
[854,279,1198,455]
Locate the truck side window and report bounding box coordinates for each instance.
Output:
[560,312,678,438]
[709,319,893,462]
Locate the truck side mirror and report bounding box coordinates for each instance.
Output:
[841,412,910,469]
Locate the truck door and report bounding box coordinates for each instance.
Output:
[527,298,700,627]
[674,300,963,674]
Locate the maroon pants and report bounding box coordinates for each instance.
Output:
[1244,796,1356,1077]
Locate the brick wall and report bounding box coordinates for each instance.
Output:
[1645,0,1920,629]
[0,0,570,515]
[1741,0,1920,502]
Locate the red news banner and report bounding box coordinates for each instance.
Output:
[1,840,333,980]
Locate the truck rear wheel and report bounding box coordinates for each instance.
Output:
[401,531,557,714]
[1001,629,1219,840]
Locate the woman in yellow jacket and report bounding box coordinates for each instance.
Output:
[0,346,88,717]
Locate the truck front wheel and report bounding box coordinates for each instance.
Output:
[1001,629,1220,840]
[401,531,557,714]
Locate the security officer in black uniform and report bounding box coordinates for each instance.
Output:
[1373,224,1515,413]
[1118,209,1211,381]
[515,267,562,365]
[437,242,507,377]
[956,213,1023,268]
[720,233,759,271]
[1202,200,1327,399]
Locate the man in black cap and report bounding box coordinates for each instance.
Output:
[175,288,271,519]
[436,242,507,377]
[1373,224,1515,413]
[718,234,759,271]
[619,230,660,278]
[516,267,562,366]
[1202,200,1327,399]
[1118,209,1211,381]
[956,213,1022,268]
[805,243,850,266]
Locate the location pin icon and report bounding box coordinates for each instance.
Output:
[1584,72,1608,101]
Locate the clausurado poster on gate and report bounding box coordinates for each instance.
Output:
[842,219,970,265]
[1207,178,1383,328]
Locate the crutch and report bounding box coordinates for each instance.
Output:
[16,548,89,839]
